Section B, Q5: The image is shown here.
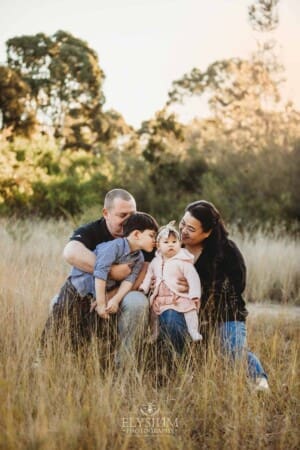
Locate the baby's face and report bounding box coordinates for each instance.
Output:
[158,234,181,259]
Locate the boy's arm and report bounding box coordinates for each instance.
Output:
[94,278,109,319]
[105,280,133,314]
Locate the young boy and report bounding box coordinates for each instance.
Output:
[70,212,158,318]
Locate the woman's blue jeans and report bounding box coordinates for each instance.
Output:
[159,310,267,380]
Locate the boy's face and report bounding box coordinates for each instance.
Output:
[103,198,136,237]
[158,234,181,259]
[138,229,157,252]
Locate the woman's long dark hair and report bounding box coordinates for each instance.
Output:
[185,200,229,285]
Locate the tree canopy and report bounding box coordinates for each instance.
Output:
[6,31,105,150]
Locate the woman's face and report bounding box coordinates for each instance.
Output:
[179,211,212,247]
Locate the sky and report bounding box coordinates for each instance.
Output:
[0,0,299,128]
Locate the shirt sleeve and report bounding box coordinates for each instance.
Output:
[224,240,246,294]
[69,222,97,250]
[139,260,155,293]
[93,239,123,281]
[124,253,145,284]
[183,262,201,299]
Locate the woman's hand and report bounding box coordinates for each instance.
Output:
[150,275,156,291]
[177,276,189,293]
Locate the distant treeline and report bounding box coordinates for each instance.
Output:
[0,132,299,226]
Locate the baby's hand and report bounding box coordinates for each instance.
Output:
[95,304,109,319]
[105,297,120,314]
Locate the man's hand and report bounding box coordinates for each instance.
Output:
[95,304,109,319]
[177,276,189,293]
[105,297,120,314]
[109,263,132,281]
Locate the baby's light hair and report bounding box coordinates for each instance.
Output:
[156,221,180,242]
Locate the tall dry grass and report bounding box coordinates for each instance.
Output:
[232,225,300,304]
[0,218,299,449]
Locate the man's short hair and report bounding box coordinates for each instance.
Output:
[104,189,136,210]
[123,212,159,237]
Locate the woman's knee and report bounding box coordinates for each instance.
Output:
[219,321,247,357]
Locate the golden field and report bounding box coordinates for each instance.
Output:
[0,219,299,450]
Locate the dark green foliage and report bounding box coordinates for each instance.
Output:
[200,140,300,225]
[6,31,106,150]
[0,65,36,136]
[0,134,299,226]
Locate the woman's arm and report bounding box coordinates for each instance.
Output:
[225,240,246,293]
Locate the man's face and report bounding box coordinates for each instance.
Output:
[103,198,136,237]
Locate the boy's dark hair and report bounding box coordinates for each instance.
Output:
[123,212,159,237]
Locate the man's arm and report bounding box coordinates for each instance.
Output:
[63,240,96,273]
[63,240,132,279]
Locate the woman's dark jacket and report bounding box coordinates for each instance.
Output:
[194,239,248,325]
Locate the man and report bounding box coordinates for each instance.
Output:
[40,189,153,367]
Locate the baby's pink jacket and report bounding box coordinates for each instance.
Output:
[140,248,201,305]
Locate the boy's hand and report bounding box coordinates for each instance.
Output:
[90,300,97,312]
[105,297,120,314]
[95,304,109,319]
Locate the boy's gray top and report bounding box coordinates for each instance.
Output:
[70,238,144,297]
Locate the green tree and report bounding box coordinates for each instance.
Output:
[6,31,105,150]
[0,65,36,137]
[248,0,279,32]
[138,110,208,220]
[167,56,285,151]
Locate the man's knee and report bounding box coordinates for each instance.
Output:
[120,291,149,314]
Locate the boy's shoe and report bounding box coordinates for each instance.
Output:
[254,376,270,392]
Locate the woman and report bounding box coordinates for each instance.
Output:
[159,200,269,391]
